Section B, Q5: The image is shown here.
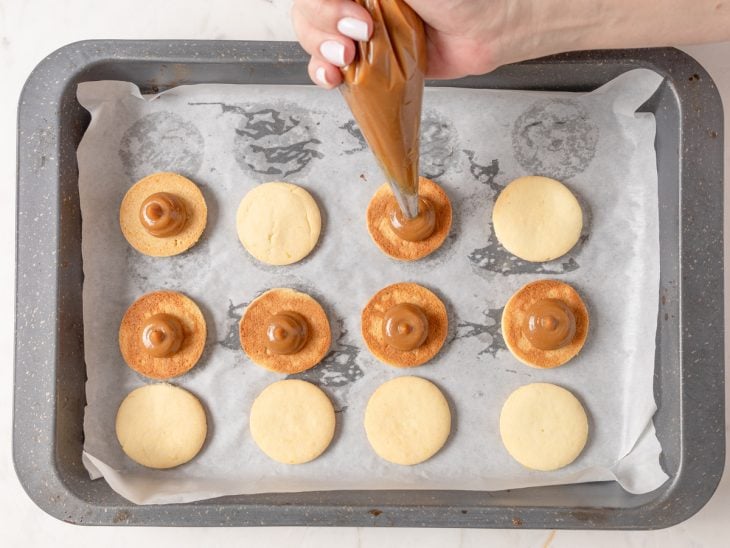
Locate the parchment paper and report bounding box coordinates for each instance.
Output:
[77,69,668,504]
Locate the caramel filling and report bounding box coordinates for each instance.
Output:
[523,299,576,351]
[265,311,309,355]
[340,0,427,218]
[382,303,428,351]
[141,313,184,357]
[139,192,187,237]
[388,196,436,241]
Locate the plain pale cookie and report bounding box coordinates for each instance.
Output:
[366,177,452,261]
[119,290,207,379]
[492,175,582,262]
[120,172,207,257]
[501,279,589,368]
[116,383,207,469]
[364,376,451,465]
[236,182,321,265]
[361,282,448,367]
[249,379,335,464]
[240,288,331,374]
[500,383,588,471]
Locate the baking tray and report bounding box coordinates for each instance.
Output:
[14,41,724,528]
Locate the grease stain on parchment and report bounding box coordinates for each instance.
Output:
[119,111,204,181]
[191,101,323,180]
[452,307,506,358]
[288,318,364,388]
[512,98,599,180]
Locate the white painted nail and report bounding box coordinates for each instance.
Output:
[315,66,330,87]
[320,40,346,66]
[337,17,370,41]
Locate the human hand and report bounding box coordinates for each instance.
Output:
[292,0,730,88]
[291,0,374,88]
[291,0,600,87]
[292,0,510,87]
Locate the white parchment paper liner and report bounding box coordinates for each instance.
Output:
[78,69,668,504]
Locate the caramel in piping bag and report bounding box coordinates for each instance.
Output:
[340,0,427,219]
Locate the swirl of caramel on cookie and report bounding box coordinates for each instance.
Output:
[265,311,309,355]
[139,192,188,237]
[388,197,436,242]
[382,303,429,351]
[523,299,576,351]
[141,313,185,357]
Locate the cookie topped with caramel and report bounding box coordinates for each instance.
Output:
[119,290,207,379]
[361,282,448,367]
[501,279,589,368]
[239,288,331,374]
[366,177,452,261]
[120,172,207,257]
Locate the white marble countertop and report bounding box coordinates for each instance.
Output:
[1,0,727,545]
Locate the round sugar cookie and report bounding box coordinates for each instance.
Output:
[239,288,331,374]
[366,177,452,261]
[501,279,589,368]
[236,182,321,265]
[499,383,588,471]
[364,376,451,465]
[119,290,207,380]
[492,176,582,262]
[120,172,207,257]
[115,383,207,469]
[361,282,448,367]
[249,379,335,464]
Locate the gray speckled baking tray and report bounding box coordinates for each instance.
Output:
[13,41,724,528]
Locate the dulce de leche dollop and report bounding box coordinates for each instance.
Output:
[139,192,188,237]
[340,0,427,219]
[383,303,429,351]
[265,311,310,355]
[141,313,185,357]
[388,196,436,241]
[523,299,576,351]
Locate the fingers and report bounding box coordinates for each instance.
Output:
[308,57,343,89]
[292,0,373,88]
[294,18,357,68]
[294,0,373,39]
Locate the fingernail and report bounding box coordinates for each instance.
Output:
[320,40,346,66]
[315,66,330,87]
[337,17,369,41]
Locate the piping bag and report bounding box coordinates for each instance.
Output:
[340,0,427,219]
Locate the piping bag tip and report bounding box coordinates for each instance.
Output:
[390,182,420,219]
[338,0,427,220]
